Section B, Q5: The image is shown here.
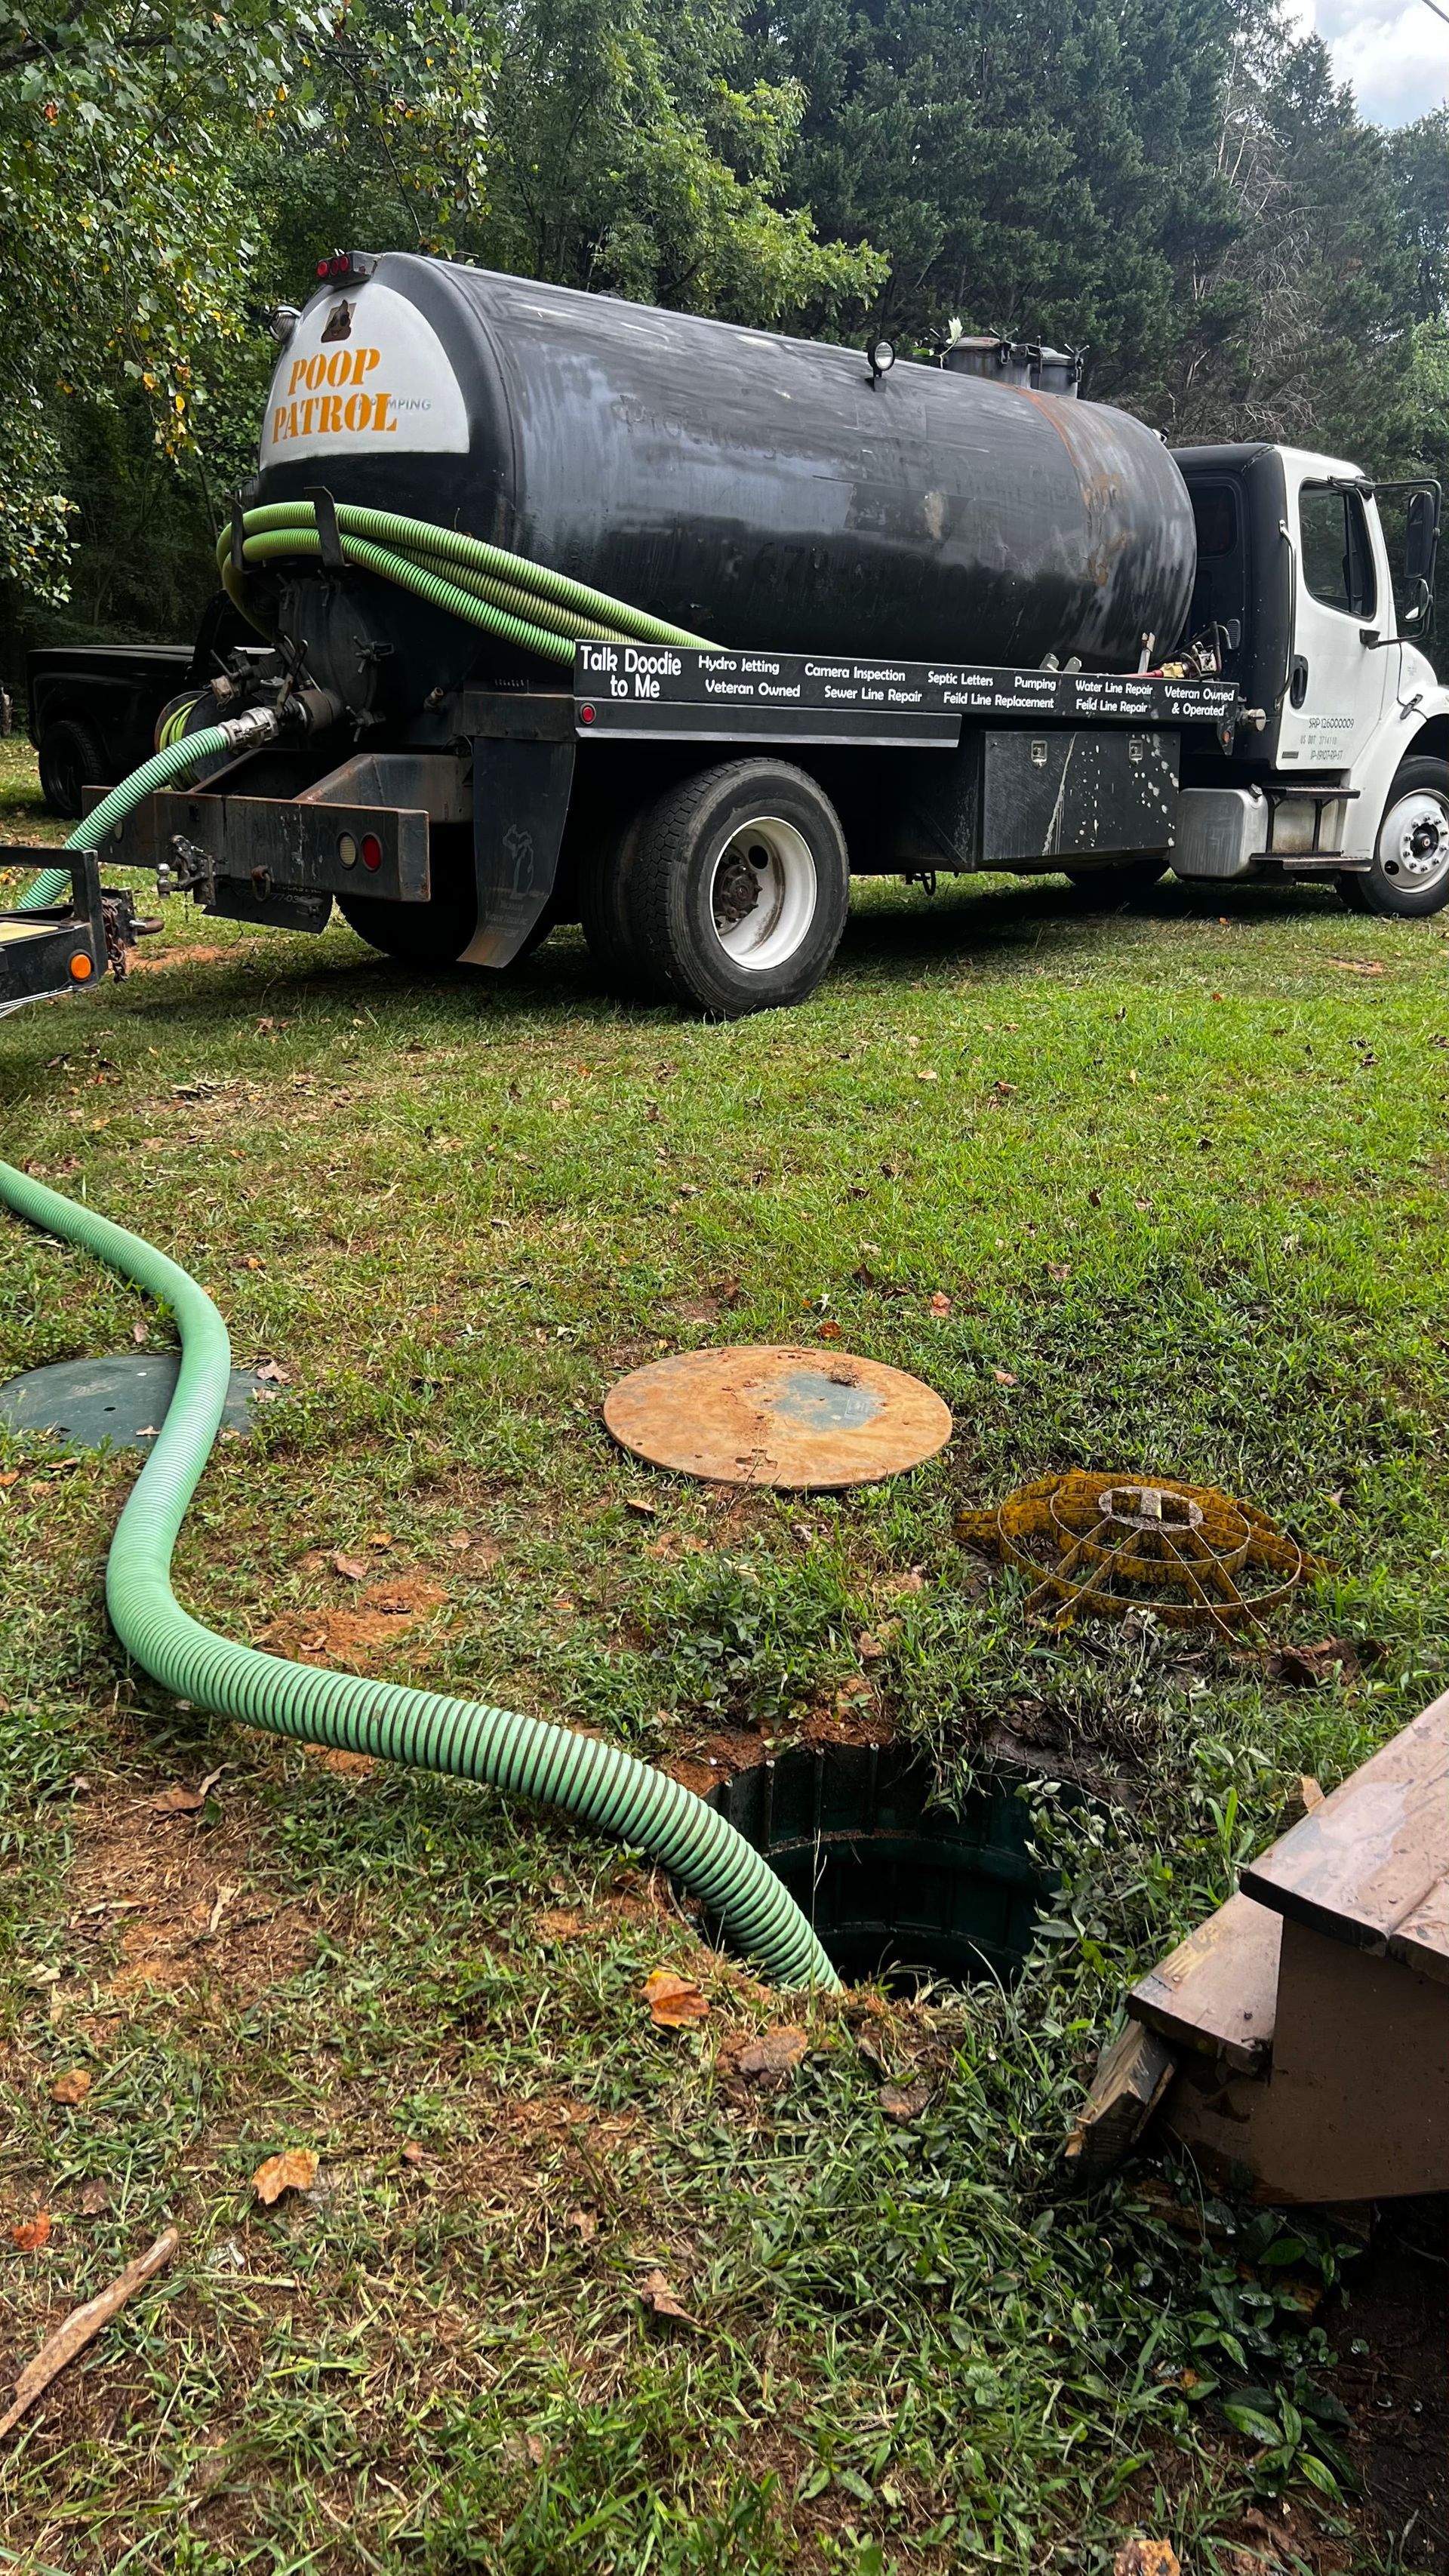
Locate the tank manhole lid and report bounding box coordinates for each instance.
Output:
[604,1344,952,1488]
[0,1354,275,1455]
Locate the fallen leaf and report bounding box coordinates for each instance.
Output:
[1088,1187,1103,1206]
[365,1531,392,1551]
[131,1321,148,1345]
[625,1496,658,1517]
[642,1969,709,2029]
[817,1319,844,1341]
[0,1470,18,1489]
[928,1290,952,1318]
[735,2026,810,2082]
[915,1066,939,1082]
[857,1630,887,1660]
[251,2148,319,2205]
[151,1768,223,1816]
[638,2267,691,2320]
[11,2211,51,2251]
[568,2207,598,2242]
[1114,2545,1180,2576]
[884,1567,926,1595]
[254,1359,288,1383]
[879,2076,933,2122]
[399,2141,426,2167]
[0,2226,179,2438]
[1327,956,1386,976]
[991,1368,1017,1386]
[238,1254,266,1271]
[78,2181,109,2216]
[51,2069,92,2107]
[331,1552,371,1581]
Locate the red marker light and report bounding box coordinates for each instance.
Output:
[580,703,597,725]
[361,833,383,872]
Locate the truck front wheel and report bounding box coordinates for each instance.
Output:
[626,760,850,1016]
[1338,758,1449,918]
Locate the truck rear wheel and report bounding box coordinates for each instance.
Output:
[1338,758,1449,919]
[626,760,850,1017]
[38,719,108,820]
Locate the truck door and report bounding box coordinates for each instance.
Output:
[1275,470,1389,771]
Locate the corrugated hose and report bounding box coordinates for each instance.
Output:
[0,1157,839,1990]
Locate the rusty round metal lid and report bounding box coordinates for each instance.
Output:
[603,1345,952,1488]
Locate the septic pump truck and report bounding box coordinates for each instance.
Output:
[4,248,1445,1020]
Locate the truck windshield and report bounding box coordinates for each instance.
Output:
[1300,485,1376,620]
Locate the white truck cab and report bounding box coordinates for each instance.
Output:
[1170,442,1447,916]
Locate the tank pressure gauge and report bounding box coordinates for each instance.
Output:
[867,337,896,380]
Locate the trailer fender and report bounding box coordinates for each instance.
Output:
[461,737,576,968]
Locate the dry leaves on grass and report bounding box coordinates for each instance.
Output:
[641,1969,709,2028]
[251,2149,318,2205]
[0,2227,179,2438]
[638,2268,693,2321]
[10,2212,51,2251]
[1114,2545,1180,2576]
[151,1769,223,1816]
[331,1552,371,1581]
[735,2027,810,2082]
[928,1291,952,1318]
[51,2069,92,2107]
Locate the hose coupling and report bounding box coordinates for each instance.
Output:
[217,706,284,755]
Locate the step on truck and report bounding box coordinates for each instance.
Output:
[8,248,1444,1020]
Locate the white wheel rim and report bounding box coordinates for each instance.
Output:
[709,815,817,971]
[1378,789,1449,892]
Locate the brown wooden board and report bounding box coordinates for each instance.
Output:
[1128,1888,1281,2073]
[1240,1690,1449,1979]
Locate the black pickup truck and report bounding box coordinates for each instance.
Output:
[26,595,257,817]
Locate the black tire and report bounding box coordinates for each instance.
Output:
[1334,871,1371,913]
[38,719,109,821]
[625,759,850,1017]
[1063,857,1169,897]
[1351,757,1449,919]
[337,823,555,968]
[577,807,659,999]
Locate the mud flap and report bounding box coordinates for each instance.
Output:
[460,738,576,967]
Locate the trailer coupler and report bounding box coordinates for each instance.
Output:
[0,851,159,1017]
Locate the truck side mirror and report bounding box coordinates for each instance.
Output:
[1403,488,1440,634]
[1406,488,1439,585]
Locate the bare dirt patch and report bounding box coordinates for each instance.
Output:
[60,1786,318,2005]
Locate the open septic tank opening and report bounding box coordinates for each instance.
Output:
[708,1743,1051,1990]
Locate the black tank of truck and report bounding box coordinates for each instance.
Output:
[253,252,1195,714]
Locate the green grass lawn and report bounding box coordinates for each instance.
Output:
[2,731,1447,2574]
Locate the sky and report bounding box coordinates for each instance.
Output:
[1290,0,1449,125]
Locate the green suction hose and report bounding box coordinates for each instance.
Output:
[221,501,718,666]
[17,719,266,914]
[0,1159,840,1991]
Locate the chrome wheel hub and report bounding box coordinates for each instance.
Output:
[1380,789,1449,888]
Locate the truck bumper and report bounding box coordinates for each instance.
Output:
[88,783,432,909]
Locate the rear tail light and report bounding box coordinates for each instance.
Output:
[361,833,383,872]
